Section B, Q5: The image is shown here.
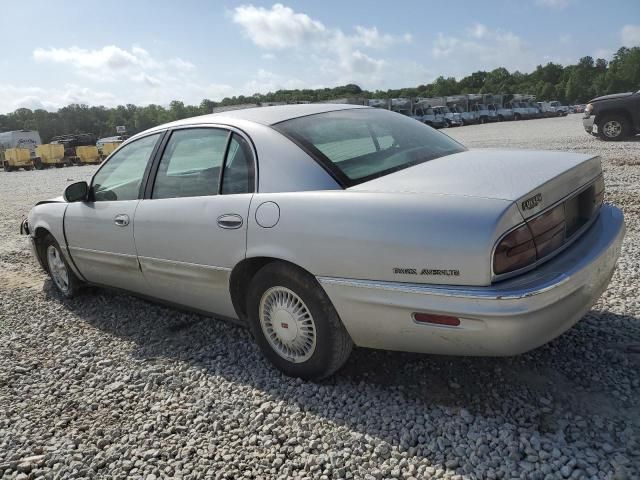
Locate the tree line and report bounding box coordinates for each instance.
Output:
[1,46,638,143]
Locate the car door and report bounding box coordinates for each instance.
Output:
[64,132,163,293]
[133,127,255,318]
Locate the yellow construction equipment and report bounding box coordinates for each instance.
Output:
[100,142,122,158]
[2,147,34,171]
[35,144,67,169]
[75,145,102,165]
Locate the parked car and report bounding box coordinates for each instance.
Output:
[583,90,640,141]
[548,101,569,116]
[22,104,625,379]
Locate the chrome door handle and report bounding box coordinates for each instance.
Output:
[217,214,243,229]
[114,214,130,227]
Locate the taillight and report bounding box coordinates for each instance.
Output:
[528,204,566,258]
[493,224,536,275]
[494,176,604,277]
[593,175,605,208]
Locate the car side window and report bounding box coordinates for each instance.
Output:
[221,133,255,195]
[92,133,161,202]
[152,128,229,200]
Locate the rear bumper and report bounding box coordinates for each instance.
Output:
[319,204,625,356]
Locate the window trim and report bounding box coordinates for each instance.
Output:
[88,130,166,202]
[143,124,258,200]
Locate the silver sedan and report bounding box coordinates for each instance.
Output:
[22,104,625,379]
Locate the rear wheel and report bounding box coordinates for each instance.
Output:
[246,262,353,380]
[34,158,44,170]
[3,162,11,172]
[598,115,630,141]
[514,113,522,121]
[42,235,82,298]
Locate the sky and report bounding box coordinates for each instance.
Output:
[1,0,639,113]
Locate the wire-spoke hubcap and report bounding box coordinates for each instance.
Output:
[259,286,317,363]
[47,245,69,293]
[603,120,622,138]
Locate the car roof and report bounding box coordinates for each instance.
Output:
[149,103,369,131]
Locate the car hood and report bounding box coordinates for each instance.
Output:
[589,92,635,102]
[348,149,602,219]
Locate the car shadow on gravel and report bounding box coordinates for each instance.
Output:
[50,280,640,466]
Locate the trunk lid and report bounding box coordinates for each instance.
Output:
[348,149,602,219]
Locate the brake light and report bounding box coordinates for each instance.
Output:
[528,204,566,258]
[494,176,604,276]
[594,175,605,208]
[493,224,536,275]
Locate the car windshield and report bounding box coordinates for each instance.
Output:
[273,108,466,186]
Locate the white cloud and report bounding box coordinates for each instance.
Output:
[231,3,411,85]
[32,45,200,86]
[0,84,118,112]
[593,48,613,60]
[621,24,640,47]
[168,57,196,71]
[33,45,159,74]
[352,26,411,48]
[432,24,538,74]
[535,0,570,9]
[231,3,326,49]
[243,69,307,94]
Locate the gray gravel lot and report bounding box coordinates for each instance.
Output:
[1,115,638,479]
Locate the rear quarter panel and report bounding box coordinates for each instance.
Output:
[246,191,521,287]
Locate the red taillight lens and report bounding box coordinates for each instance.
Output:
[528,204,566,258]
[413,313,460,327]
[493,224,536,275]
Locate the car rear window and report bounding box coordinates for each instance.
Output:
[273,108,465,186]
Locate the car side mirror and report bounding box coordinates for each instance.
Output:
[64,181,88,202]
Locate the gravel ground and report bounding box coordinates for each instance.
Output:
[1,115,638,480]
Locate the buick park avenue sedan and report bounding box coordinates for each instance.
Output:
[22,104,625,379]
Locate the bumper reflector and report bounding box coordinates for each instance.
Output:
[413,313,460,327]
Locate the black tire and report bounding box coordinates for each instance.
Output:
[34,158,44,170]
[246,262,353,380]
[23,166,33,171]
[598,114,630,141]
[41,235,82,298]
[514,113,522,121]
[498,115,504,122]
[2,162,10,172]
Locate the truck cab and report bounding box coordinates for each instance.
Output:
[413,106,447,129]
[433,106,462,127]
[488,104,513,121]
[471,104,497,123]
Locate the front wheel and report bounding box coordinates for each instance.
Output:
[42,235,82,298]
[247,262,353,380]
[598,115,630,141]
